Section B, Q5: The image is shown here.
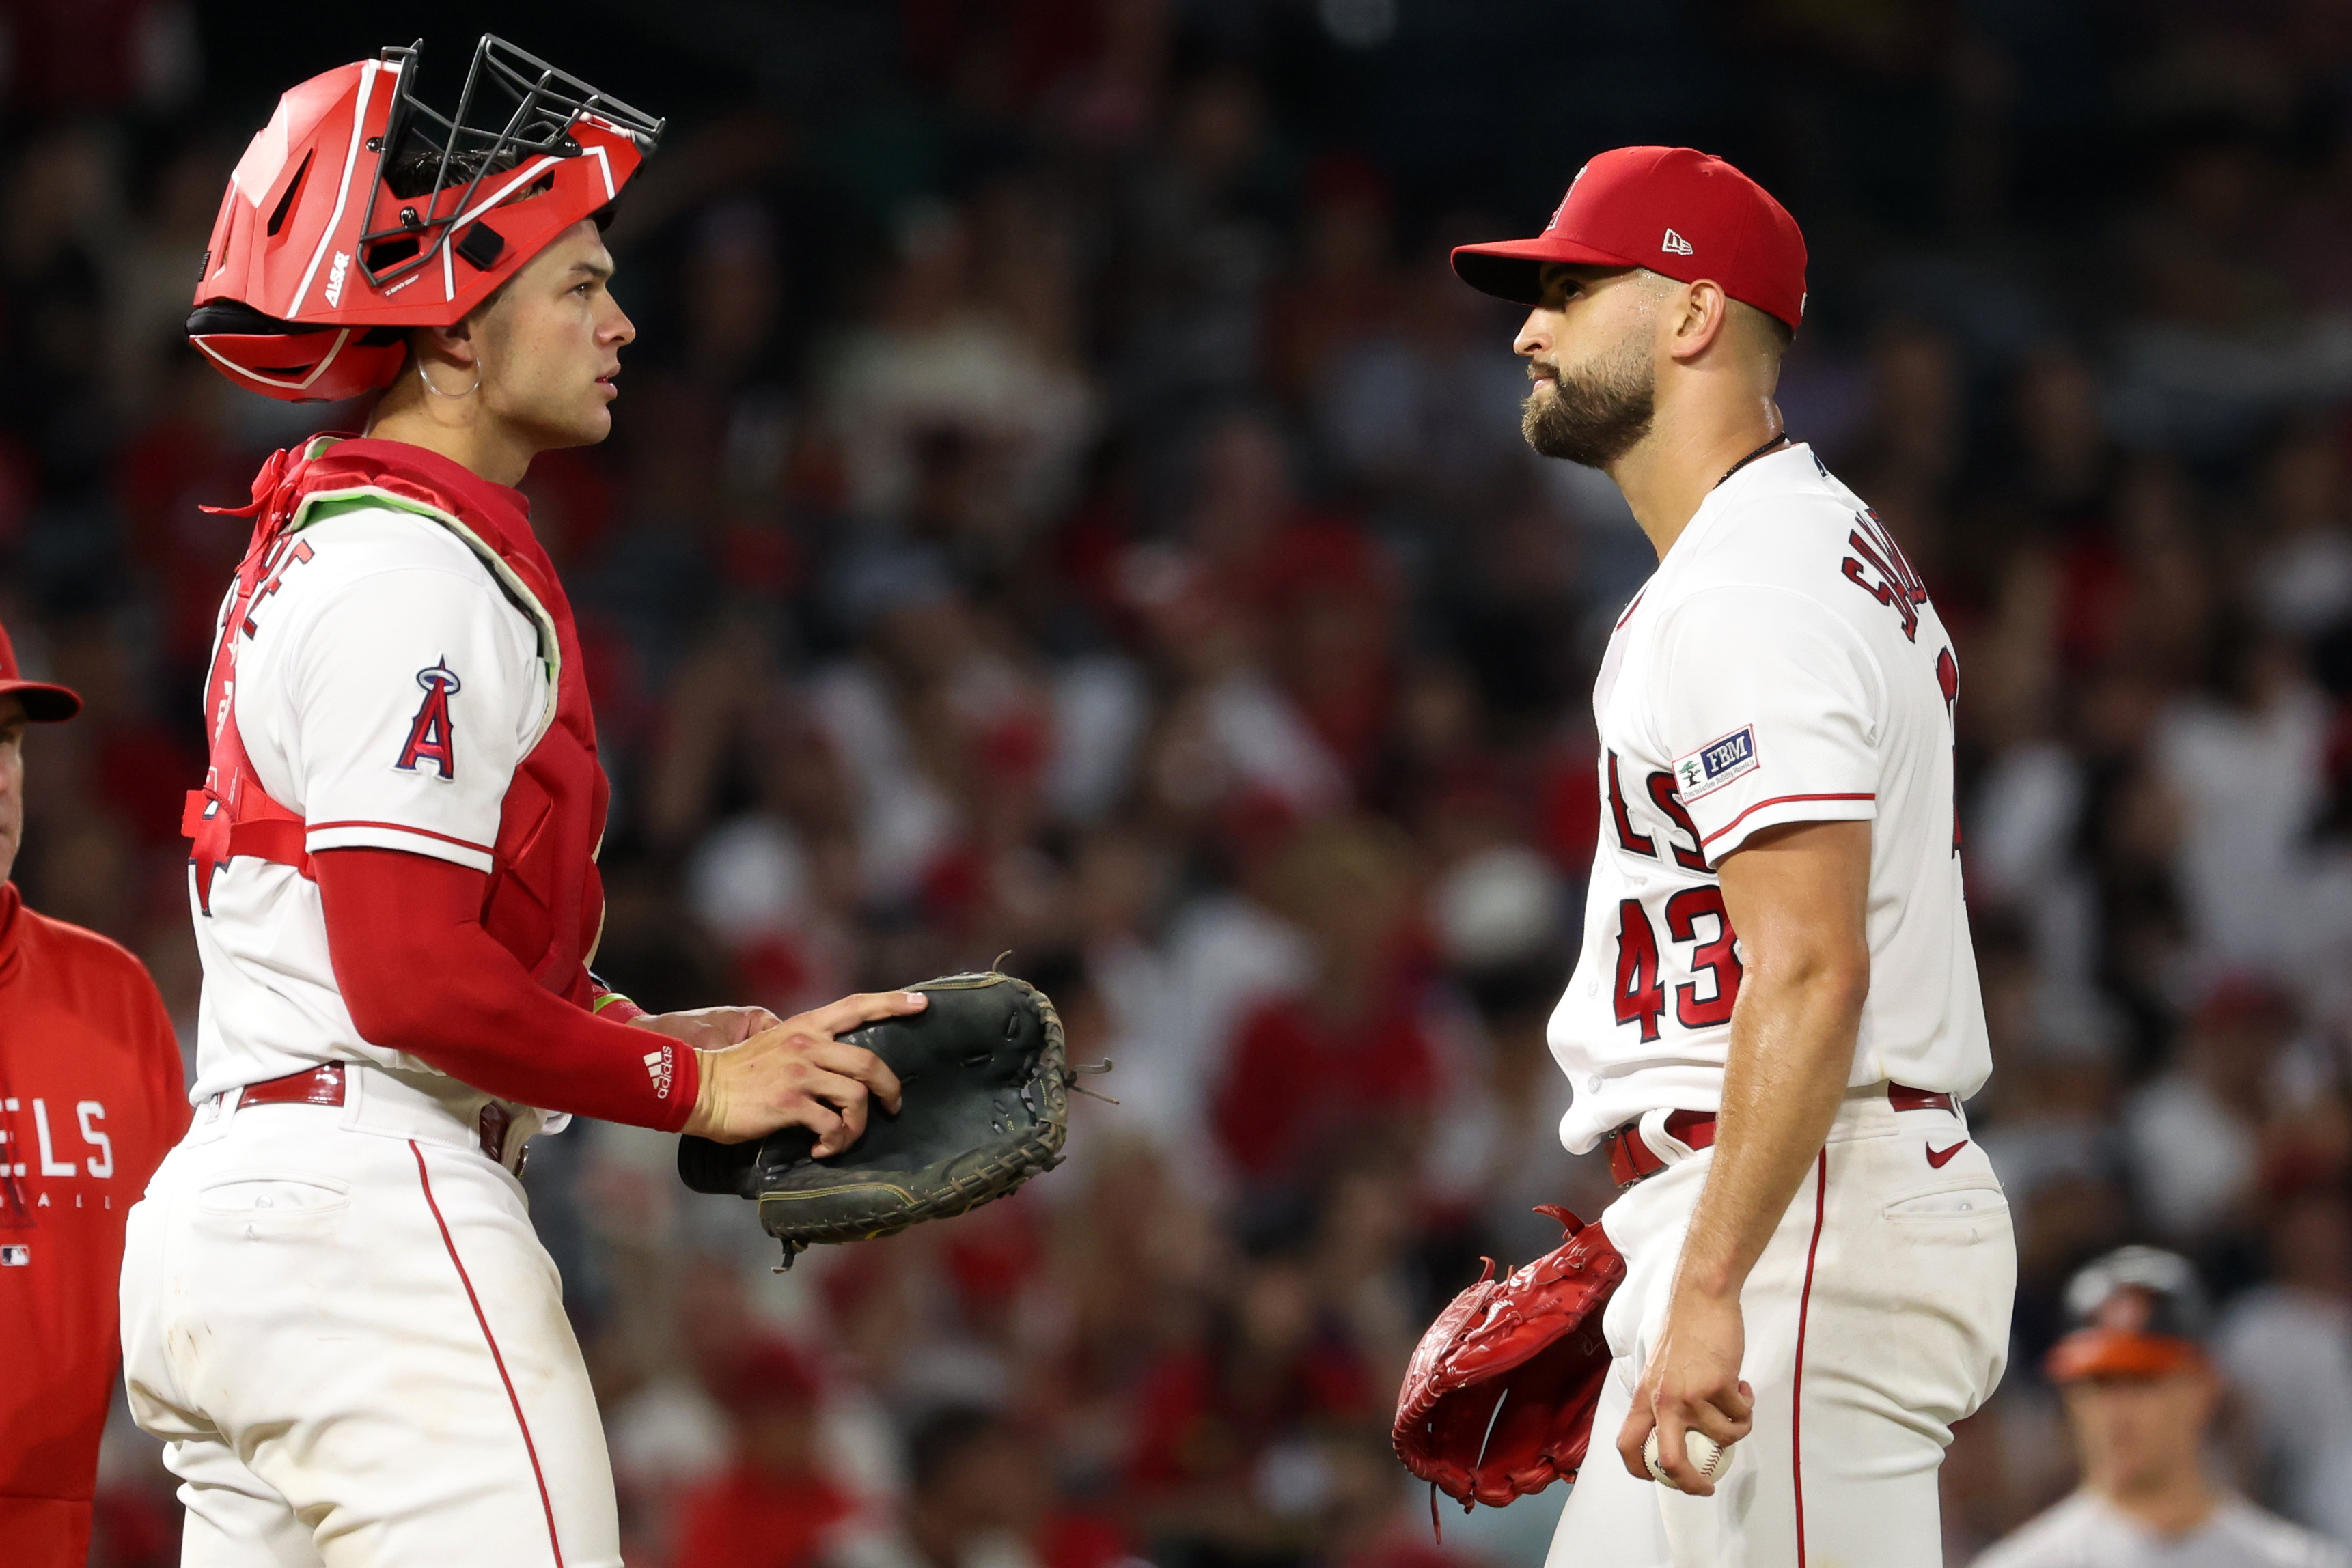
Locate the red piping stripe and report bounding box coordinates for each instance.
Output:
[1791,1149,1829,1568]
[410,1140,565,1566]
[309,820,495,854]
[1700,794,1876,848]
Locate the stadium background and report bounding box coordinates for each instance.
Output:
[11,0,2352,1562]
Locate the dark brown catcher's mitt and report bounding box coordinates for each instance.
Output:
[677,969,1092,1267]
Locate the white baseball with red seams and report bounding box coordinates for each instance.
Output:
[1542,444,2015,1568]
[1644,1426,1730,1489]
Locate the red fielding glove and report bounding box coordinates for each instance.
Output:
[1392,1205,1627,1530]
[313,846,698,1131]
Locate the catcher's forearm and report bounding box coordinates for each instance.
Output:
[314,846,701,1130]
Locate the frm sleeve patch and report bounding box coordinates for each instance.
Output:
[1672,725,1760,802]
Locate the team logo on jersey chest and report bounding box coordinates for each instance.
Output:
[395,660,462,780]
[1672,725,1759,801]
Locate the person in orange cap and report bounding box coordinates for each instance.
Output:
[1977,1246,2347,1568]
[0,617,189,1566]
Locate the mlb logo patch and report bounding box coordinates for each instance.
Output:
[1,1244,28,1266]
[1672,725,1760,802]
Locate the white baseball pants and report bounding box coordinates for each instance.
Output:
[1546,1084,2015,1568]
[118,1066,616,1567]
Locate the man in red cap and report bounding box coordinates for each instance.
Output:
[1976,1247,2343,1567]
[1448,148,2013,1565]
[0,619,189,1565]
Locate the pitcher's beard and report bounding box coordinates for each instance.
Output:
[1521,337,1655,467]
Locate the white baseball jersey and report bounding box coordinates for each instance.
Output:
[185,498,553,1105]
[1973,1493,2351,1568]
[1549,443,1990,1155]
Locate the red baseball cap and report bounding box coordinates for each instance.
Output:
[0,619,79,723]
[1452,146,1808,332]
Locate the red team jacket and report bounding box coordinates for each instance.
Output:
[0,882,186,1563]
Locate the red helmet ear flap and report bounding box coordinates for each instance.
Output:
[186,301,409,403]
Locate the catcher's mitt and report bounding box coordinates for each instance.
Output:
[677,970,1085,1268]
[1393,1205,1627,1522]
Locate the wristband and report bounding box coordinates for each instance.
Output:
[588,977,649,1026]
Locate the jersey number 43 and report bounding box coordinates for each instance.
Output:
[1613,888,1741,1043]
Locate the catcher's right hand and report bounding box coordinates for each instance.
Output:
[682,991,923,1151]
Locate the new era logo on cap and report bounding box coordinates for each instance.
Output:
[1661,228,1694,255]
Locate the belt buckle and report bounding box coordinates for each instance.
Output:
[478,1102,527,1176]
[1605,1125,1652,1190]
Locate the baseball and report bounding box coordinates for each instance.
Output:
[1644,1428,1734,1489]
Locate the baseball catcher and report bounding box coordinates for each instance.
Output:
[119,36,941,1563]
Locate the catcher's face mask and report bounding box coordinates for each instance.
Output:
[189,35,662,402]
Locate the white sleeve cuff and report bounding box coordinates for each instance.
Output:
[1699,792,1877,867]
[306,820,497,873]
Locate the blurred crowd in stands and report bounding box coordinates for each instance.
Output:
[18,0,2352,1563]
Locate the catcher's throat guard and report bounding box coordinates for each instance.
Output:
[1392,1205,1627,1528]
[678,971,1088,1269]
[191,34,662,402]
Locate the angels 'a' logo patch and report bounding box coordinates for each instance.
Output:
[1672,725,1760,802]
[396,659,462,780]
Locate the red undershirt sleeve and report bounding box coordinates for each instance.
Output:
[312,845,699,1132]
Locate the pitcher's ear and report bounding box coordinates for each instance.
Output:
[1667,279,1732,363]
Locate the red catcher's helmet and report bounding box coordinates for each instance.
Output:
[189,36,663,402]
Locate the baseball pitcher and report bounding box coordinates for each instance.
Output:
[1397,147,2015,1568]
